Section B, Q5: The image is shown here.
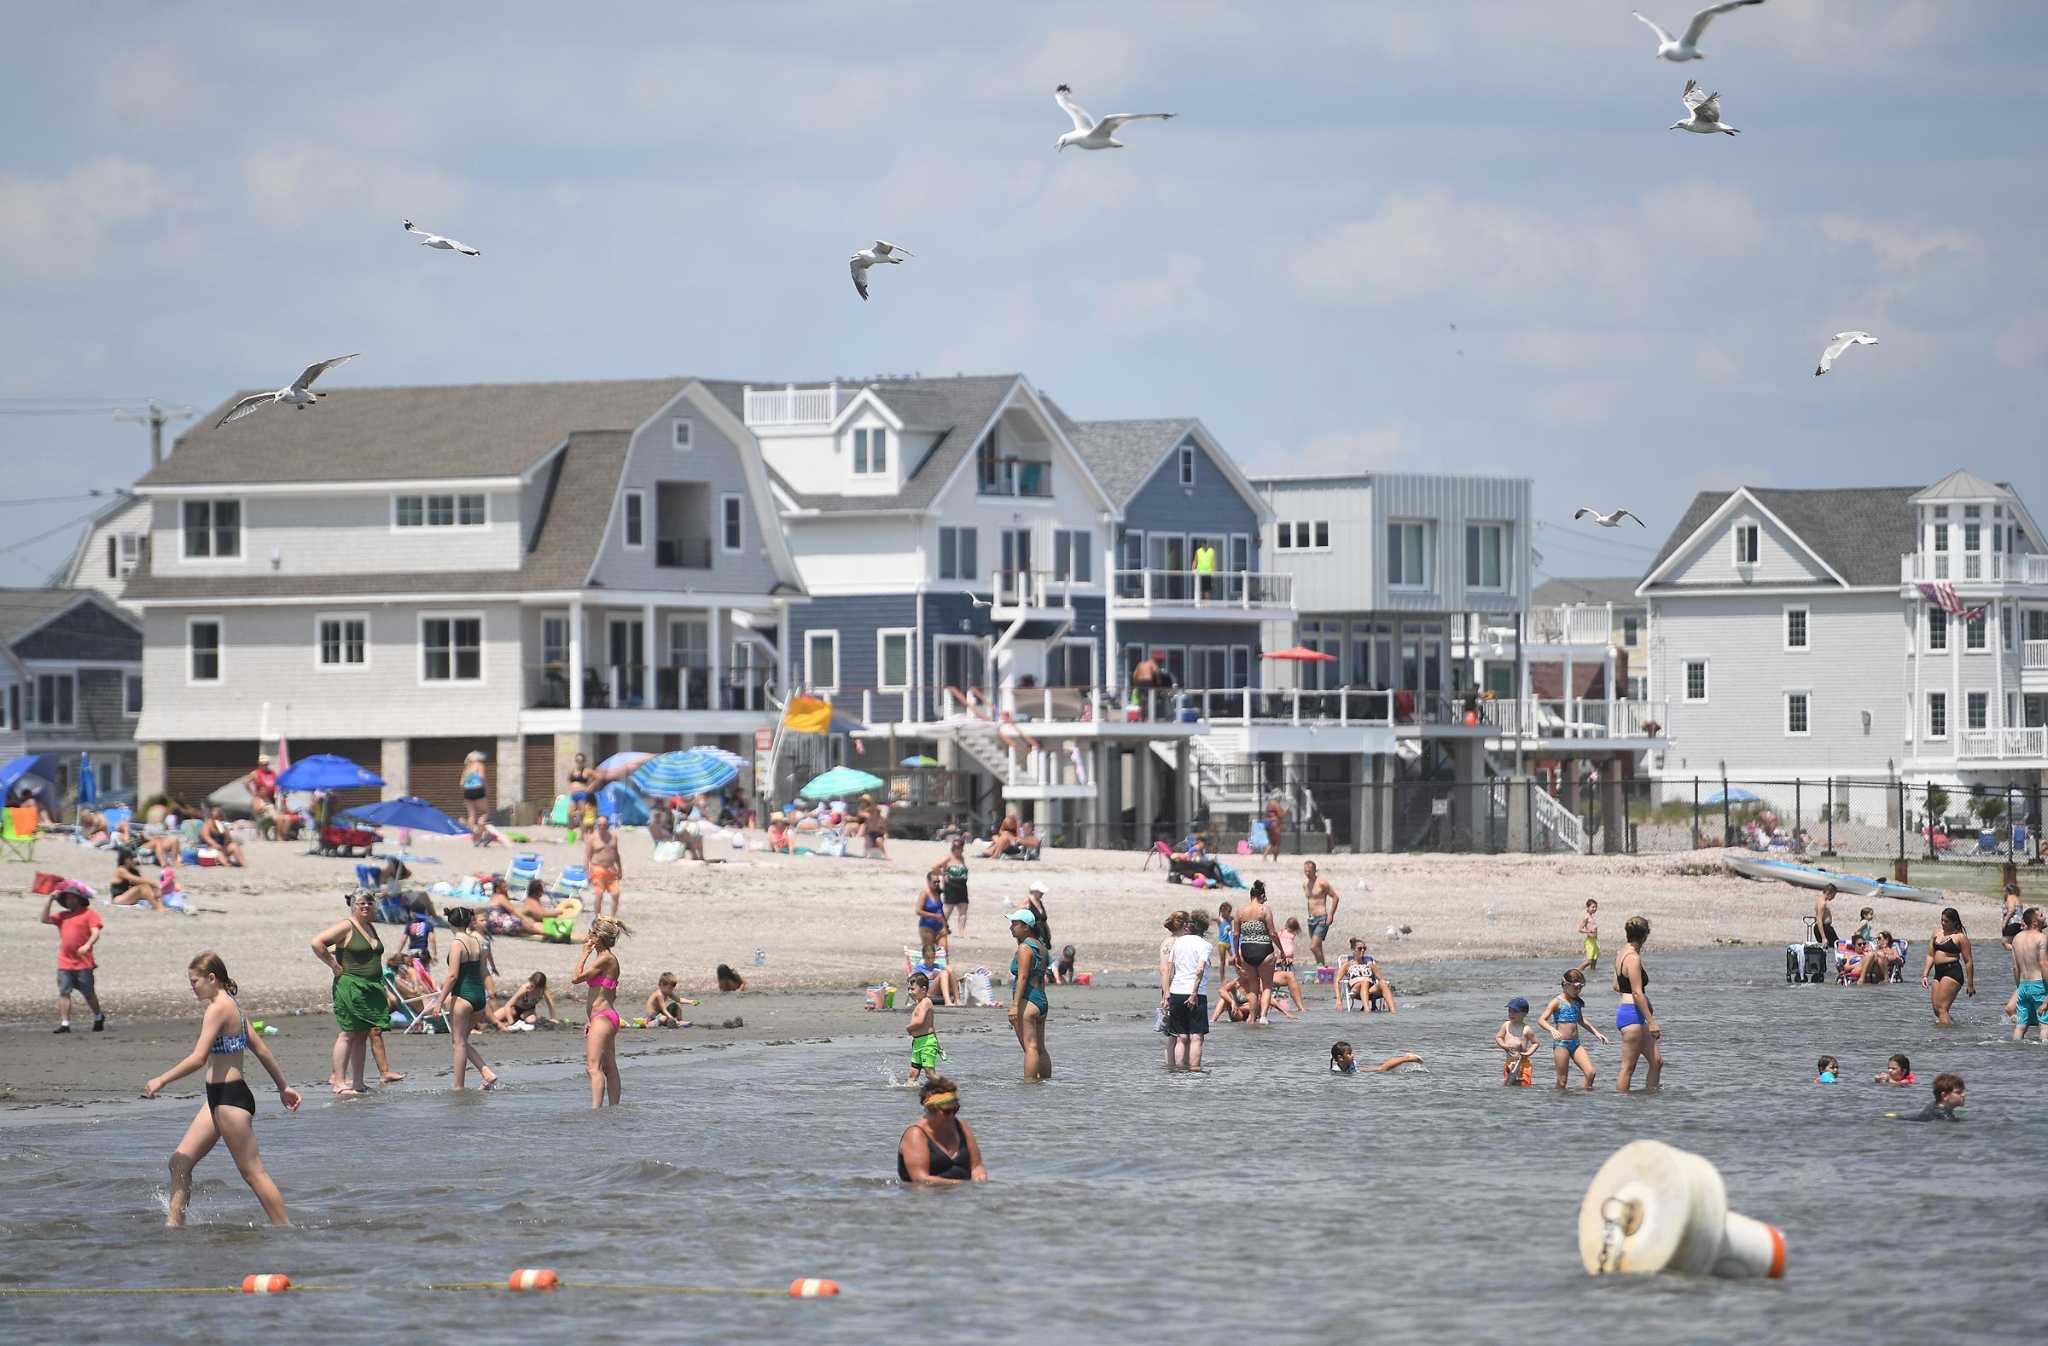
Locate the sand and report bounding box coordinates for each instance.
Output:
[2,828,2019,1104]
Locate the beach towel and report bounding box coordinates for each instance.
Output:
[1213,861,1246,890]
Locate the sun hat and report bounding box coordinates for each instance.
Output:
[1027,879,1048,895]
[1507,996,1530,1013]
[1006,909,1036,928]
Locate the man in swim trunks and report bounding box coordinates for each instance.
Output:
[2011,907,2047,1043]
[1813,884,1839,949]
[584,815,623,919]
[1302,860,1340,966]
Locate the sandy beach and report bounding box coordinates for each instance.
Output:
[3,828,2024,1104]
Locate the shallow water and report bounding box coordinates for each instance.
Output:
[0,949,2032,1344]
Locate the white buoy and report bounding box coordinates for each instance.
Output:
[1578,1140,1784,1279]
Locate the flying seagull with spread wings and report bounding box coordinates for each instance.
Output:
[214,355,359,427]
[1815,331,1877,377]
[1573,507,1646,528]
[1633,1,1765,61]
[1671,79,1739,134]
[1054,84,1175,151]
[402,218,480,256]
[849,240,912,302]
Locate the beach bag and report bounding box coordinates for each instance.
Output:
[965,967,995,1007]
[651,840,685,864]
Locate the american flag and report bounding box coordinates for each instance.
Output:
[1916,581,1987,623]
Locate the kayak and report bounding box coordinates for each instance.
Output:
[1719,854,1943,902]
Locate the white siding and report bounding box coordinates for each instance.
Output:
[148,490,523,578]
[1663,506,1833,587]
[65,498,154,604]
[789,517,923,593]
[1257,478,1375,610]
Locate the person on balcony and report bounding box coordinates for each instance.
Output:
[1193,541,1217,601]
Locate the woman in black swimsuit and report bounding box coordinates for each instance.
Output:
[1921,906,1974,1025]
[896,1075,986,1184]
[1232,880,1278,1025]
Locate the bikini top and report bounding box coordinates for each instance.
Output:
[588,975,619,990]
[211,1001,249,1055]
[1556,998,1582,1025]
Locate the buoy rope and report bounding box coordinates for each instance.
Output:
[425,1281,789,1296]
[0,1286,344,1297]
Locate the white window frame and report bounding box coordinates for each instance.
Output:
[25,671,77,728]
[1178,443,1196,486]
[1965,609,1988,653]
[1732,521,1760,568]
[1683,658,1709,704]
[877,628,913,691]
[391,492,488,532]
[419,611,485,687]
[720,493,744,554]
[123,671,143,718]
[850,426,888,476]
[1927,606,1948,653]
[804,629,840,693]
[116,531,144,577]
[622,490,647,551]
[939,526,979,581]
[1388,520,1432,589]
[1783,603,1810,653]
[187,615,224,685]
[541,612,570,669]
[1465,522,1507,592]
[2002,604,2014,652]
[1622,614,1640,646]
[1276,522,1292,550]
[1927,690,1947,741]
[1966,690,1989,732]
[314,612,370,672]
[1784,689,1811,737]
[178,499,244,562]
[672,417,694,451]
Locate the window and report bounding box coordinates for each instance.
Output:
[395,494,486,529]
[542,614,569,668]
[878,630,911,690]
[721,494,744,553]
[1964,504,1981,519]
[1932,523,1950,578]
[180,500,241,559]
[1048,639,1097,688]
[1465,523,1506,590]
[1053,529,1093,582]
[672,418,694,451]
[804,630,839,692]
[1276,522,1292,549]
[623,491,645,549]
[1927,691,1947,740]
[2032,610,2048,642]
[123,672,143,717]
[421,615,483,683]
[188,617,222,683]
[1785,691,1810,737]
[1784,605,1809,651]
[1314,521,1330,549]
[109,531,143,579]
[1733,523,1759,566]
[1966,611,1987,651]
[1684,659,1708,703]
[2002,605,2014,651]
[1964,523,1982,579]
[1622,615,1640,645]
[1928,607,1947,652]
[1178,443,1196,486]
[317,615,368,668]
[1967,691,1988,731]
[1387,522,1430,588]
[852,427,888,475]
[26,673,75,727]
[1229,534,1251,573]
[938,526,978,581]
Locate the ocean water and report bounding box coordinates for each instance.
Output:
[0,949,2029,1344]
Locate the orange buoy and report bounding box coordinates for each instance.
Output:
[241,1274,292,1294]
[788,1278,840,1298]
[508,1268,559,1291]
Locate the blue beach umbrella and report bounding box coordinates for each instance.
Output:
[800,766,885,801]
[630,748,739,799]
[597,751,652,773]
[0,753,58,810]
[341,796,468,835]
[278,753,385,792]
[1703,787,1760,806]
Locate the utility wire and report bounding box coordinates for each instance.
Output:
[0,491,120,508]
[0,502,110,559]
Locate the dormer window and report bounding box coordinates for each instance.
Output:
[1932,505,1948,519]
[1733,523,1759,566]
[853,427,888,475]
[1178,443,1196,486]
[672,418,694,451]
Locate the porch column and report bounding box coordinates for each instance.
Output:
[1372,752,1395,853]
[1602,767,1625,854]
[1563,645,1575,738]
[1103,540,1120,696]
[1350,759,1368,854]
[137,740,165,802]
[777,601,793,702]
[568,598,585,710]
[709,605,724,713]
[1174,738,1192,842]
[642,601,657,712]
[1098,743,1121,849]
[494,733,522,814]
[1606,646,1618,731]
[379,738,409,800]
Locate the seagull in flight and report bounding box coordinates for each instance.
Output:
[214,356,359,427]
[1573,507,1646,529]
[1815,331,1877,377]
[1054,84,1175,151]
[1671,80,1738,134]
[402,218,480,256]
[849,240,912,301]
[1633,1,1765,61]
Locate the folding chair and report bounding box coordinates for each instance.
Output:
[395,957,451,1034]
[1,806,37,863]
[508,851,543,888]
[354,862,383,890]
[554,864,589,901]
[1142,839,1172,870]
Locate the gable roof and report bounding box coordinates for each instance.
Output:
[141,378,687,487]
[1641,485,1922,590]
[0,588,140,664]
[1066,419,1196,505]
[0,589,101,646]
[1531,576,1644,607]
[767,374,1026,514]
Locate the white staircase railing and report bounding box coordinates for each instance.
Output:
[1532,786,1589,854]
[1148,728,1258,814]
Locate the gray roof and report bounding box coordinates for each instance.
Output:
[771,374,1023,513]
[121,432,630,602]
[1067,419,1195,507]
[1912,469,2012,502]
[1531,577,1645,607]
[143,378,686,487]
[1644,485,1923,589]
[0,588,103,646]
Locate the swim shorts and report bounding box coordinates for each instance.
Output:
[1503,1055,1533,1086]
[910,1033,941,1069]
[1583,936,1600,962]
[1307,916,1330,939]
[589,867,620,894]
[2019,979,2047,1027]
[1166,993,1208,1036]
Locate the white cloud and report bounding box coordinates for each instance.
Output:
[1099,254,1211,330]
[240,150,470,231]
[1529,381,1619,430]
[1818,214,1978,271]
[0,156,170,275]
[1265,420,1425,475]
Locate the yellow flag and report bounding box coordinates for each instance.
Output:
[782,695,833,734]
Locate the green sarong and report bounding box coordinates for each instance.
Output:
[333,973,388,1033]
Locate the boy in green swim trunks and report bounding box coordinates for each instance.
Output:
[905,973,944,1082]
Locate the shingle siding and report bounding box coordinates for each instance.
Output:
[14,601,141,662]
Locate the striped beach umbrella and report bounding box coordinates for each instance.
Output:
[799,766,885,801]
[630,748,739,799]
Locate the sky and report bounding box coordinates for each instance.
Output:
[3,0,2044,587]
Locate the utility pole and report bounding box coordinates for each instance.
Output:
[112,401,195,466]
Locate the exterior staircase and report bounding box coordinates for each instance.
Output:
[1150,727,1259,816]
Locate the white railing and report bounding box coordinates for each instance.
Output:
[1902,552,2048,584]
[1533,787,1589,854]
[2030,556,2048,583]
[1109,569,1295,611]
[742,383,855,426]
[1529,603,1615,645]
[2026,641,2048,670]
[990,568,1084,611]
[1957,727,2048,760]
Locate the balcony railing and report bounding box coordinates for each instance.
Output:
[656,536,713,570]
[2026,641,2048,670]
[742,383,856,426]
[1957,727,2048,760]
[525,663,776,712]
[1109,568,1294,610]
[990,568,1084,611]
[1528,604,1615,645]
[977,457,1053,498]
[1902,552,2048,584]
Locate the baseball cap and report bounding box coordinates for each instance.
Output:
[1027,879,1048,895]
[1006,909,1037,927]
[1507,997,1530,1013]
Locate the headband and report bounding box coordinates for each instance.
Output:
[922,1092,959,1110]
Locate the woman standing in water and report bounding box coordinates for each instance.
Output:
[435,907,500,1091]
[575,917,629,1107]
[896,1076,987,1183]
[310,891,399,1096]
[1006,908,1052,1079]
[1231,880,1278,1025]
[1921,906,1975,1025]
[1613,915,1662,1093]
[144,952,300,1227]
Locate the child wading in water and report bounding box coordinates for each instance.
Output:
[1874,1053,1916,1087]
[1815,1055,1840,1084]
[1576,899,1600,973]
[1537,968,1610,1091]
[905,972,944,1082]
[1330,1041,1424,1075]
[1496,997,1539,1086]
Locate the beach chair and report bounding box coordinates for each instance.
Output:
[354,862,383,891]
[1,805,37,862]
[391,958,449,1034]
[508,851,543,888]
[1143,839,1172,870]
[554,864,589,901]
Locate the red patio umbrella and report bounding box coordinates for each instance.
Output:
[1261,646,1336,662]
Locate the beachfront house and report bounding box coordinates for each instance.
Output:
[0,588,144,806]
[60,493,154,609]
[1532,577,1649,701]
[1637,471,2048,811]
[121,378,804,816]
